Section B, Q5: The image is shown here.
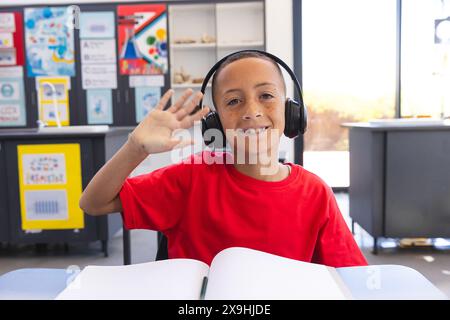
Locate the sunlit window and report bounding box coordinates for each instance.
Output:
[401,0,450,118]
[302,0,397,187]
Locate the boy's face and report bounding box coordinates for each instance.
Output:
[213,57,286,158]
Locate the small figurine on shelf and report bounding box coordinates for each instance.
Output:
[173,67,191,84]
[200,33,215,44]
[173,73,184,84]
[173,37,197,44]
[192,77,204,84]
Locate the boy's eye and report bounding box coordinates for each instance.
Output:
[261,93,274,100]
[227,98,240,106]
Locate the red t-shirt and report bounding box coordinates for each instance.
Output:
[119,151,368,267]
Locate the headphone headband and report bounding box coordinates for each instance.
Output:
[198,49,304,111]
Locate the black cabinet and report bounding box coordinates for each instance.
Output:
[4,138,99,244]
[384,131,450,237]
[0,128,131,254]
[346,123,450,253]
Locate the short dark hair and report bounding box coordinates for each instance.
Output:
[211,51,286,110]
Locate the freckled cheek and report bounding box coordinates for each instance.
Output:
[219,112,238,131]
[266,104,285,134]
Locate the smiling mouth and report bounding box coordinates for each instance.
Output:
[235,126,271,135]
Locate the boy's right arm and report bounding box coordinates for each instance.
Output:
[79,89,210,216]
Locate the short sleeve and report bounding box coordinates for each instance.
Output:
[312,191,368,268]
[119,160,192,232]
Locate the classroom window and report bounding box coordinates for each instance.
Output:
[302,0,397,188]
[401,0,450,118]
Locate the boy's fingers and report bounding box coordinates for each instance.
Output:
[179,106,210,129]
[168,137,194,150]
[175,91,203,121]
[192,106,211,122]
[167,89,193,113]
[184,91,204,115]
[155,89,174,110]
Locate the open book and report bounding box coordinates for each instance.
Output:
[56,247,353,300]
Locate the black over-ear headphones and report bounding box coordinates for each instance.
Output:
[198,49,307,148]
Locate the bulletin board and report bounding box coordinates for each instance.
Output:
[79,10,117,125]
[0,1,264,127]
[24,7,75,77]
[36,76,70,126]
[17,143,84,230]
[117,4,168,75]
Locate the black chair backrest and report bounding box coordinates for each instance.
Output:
[155,232,169,261]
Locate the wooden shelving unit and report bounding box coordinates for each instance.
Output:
[168,1,265,109]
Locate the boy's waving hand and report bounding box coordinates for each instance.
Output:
[79,89,209,216]
[129,89,210,155]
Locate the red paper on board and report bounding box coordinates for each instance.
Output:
[117,4,168,75]
[0,12,24,66]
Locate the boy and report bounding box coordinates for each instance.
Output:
[80,51,367,268]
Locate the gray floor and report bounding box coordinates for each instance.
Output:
[0,192,449,297]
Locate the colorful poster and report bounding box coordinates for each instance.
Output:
[0,65,22,77]
[81,64,117,89]
[129,75,164,88]
[0,48,16,66]
[17,144,84,230]
[0,13,15,33]
[0,33,14,48]
[40,102,69,124]
[24,190,69,222]
[24,7,75,77]
[0,103,22,125]
[22,153,67,185]
[0,103,21,127]
[0,66,26,126]
[86,89,113,124]
[0,79,20,100]
[117,4,168,75]
[135,86,160,122]
[79,11,117,115]
[80,39,116,65]
[36,76,70,126]
[0,12,24,66]
[80,12,115,39]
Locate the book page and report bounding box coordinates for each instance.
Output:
[205,247,348,300]
[56,259,209,300]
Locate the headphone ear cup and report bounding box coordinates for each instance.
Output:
[284,98,307,138]
[284,98,299,138]
[300,102,307,134]
[202,111,226,148]
[201,117,208,139]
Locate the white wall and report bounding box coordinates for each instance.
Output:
[265,0,294,163]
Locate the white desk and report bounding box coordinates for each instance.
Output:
[0,265,447,300]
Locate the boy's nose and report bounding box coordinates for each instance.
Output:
[242,103,263,120]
